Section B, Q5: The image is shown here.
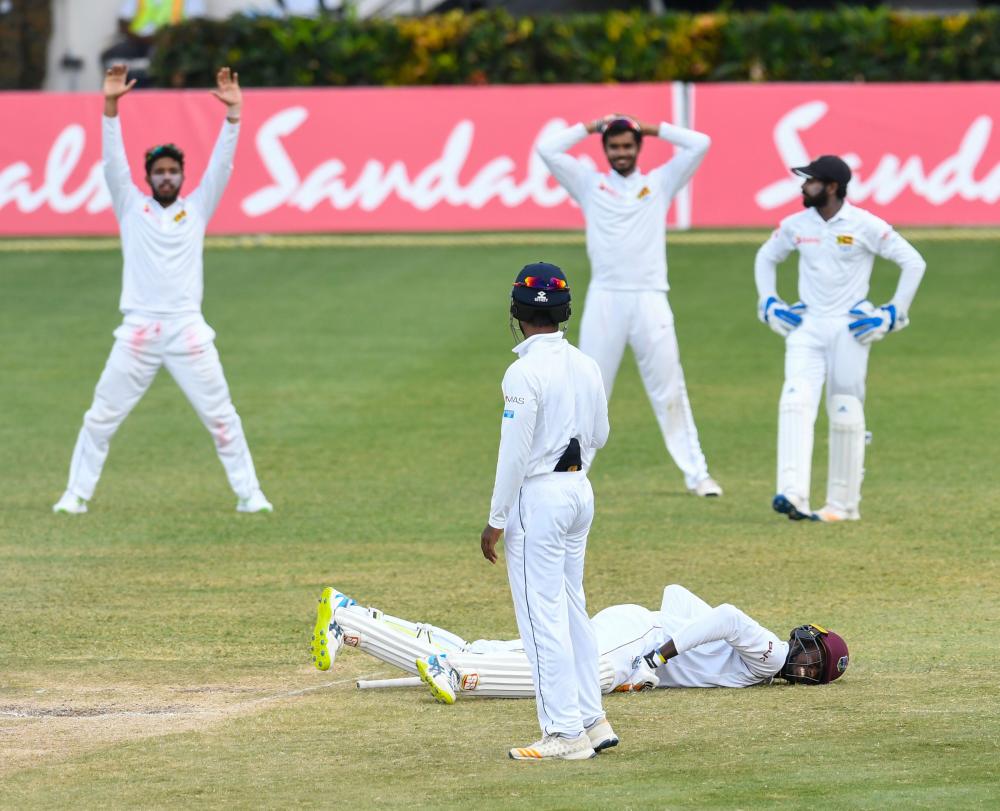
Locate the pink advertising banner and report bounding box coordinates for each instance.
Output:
[0,84,678,235]
[1,82,998,235]
[691,83,1000,227]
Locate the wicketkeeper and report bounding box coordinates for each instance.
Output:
[755,155,926,522]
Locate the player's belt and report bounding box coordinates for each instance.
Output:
[554,438,583,473]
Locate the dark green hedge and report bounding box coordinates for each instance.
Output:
[151,6,1000,88]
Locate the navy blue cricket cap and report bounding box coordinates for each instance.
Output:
[792,155,851,188]
[511,262,571,309]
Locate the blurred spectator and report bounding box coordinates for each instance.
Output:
[0,0,53,90]
[100,0,205,88]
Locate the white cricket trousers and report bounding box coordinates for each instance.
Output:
[505,471,603,738]
[579,288,709,488]
[63,314,261,501]
[779,314,870,507]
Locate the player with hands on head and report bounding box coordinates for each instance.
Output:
[52,65,272,515]
[754,155,926,523]
[475,262,611,762]
[536,112,722,498]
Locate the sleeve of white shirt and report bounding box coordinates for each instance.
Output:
[188,119,240,221]
[487,363,539,530]
[754,220,797,302]
[651,122,711,200]
[535,122,592,205]
[102,115,139,220]
[869,220,927,315]
[591,364,610,450]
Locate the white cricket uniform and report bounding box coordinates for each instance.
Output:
[331,584,785,697]
[536,122,713,489]
[489,331,609,738]
[60,114,262,502]
[755,202,926,514]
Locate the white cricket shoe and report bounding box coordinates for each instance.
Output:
[312,586,352,671]
[53,491,87,514]
[509,733,596,761]
[690,477,723,497]
[812,505,861,522]
[584,717,619,753]
[416,653,459,705]
[236,489,273,513]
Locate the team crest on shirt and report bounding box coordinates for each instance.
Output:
[637,186,651,199]
[173,210,187,223]
[836,234,854,245]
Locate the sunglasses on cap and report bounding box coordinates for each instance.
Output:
[515,277,569,291]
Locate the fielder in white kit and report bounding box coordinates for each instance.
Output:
[537,114,722,497]
[755,155,926,522]
[310,583,850,704]
[476,261,611,761]
[52,65,272,515]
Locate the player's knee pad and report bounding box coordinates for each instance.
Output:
[828,394,864,427]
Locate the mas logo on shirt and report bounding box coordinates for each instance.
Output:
[637,186,651,199]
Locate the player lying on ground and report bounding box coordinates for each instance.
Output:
[52,64,271,515]
[311,583,849,703]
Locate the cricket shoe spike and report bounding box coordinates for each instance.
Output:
[416,653,459,705]
[509,733,596,761]
[772,494,817,522]
[53,491,87,514]
[584,718,619,753]
[236,488,273,513]
[812,505,861,522]
[312,587,350,671]
[690,477,723,497]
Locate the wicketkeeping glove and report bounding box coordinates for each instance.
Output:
[848,299,908,345]
[759,296,806,337]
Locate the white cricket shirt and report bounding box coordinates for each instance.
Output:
[487,332,609,529]
[103,114,239,317]
[754,201,926,317]
[536,122,711,292]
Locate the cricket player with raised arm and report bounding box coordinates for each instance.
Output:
[310,583,850,705]
[755,155,926,522]
[52,65,272,515]
[471,262,611,760]
[536,114,722,498]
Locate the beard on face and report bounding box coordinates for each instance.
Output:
[150,175,182,205]
[802,186,829,208]
[610,155,636,176]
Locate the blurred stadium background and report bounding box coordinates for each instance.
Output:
[2,1,998,807]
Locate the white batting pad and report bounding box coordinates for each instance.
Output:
[777,378,817,509]
[446,651,616,699]
[827,394,865,517]
[332,605,440,676]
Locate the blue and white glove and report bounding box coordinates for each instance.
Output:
[848,300,908,345]
[759,296,806,337]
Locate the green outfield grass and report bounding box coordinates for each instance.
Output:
[1,234,997,809]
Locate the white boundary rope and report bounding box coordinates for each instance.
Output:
[1,227,999,253]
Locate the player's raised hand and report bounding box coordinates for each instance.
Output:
[211,67,242,109]
[103,65,137,100]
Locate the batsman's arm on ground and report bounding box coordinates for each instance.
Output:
[189,119,240,220]
[652,122,711,200]
[487,364,540,530]
[535,123,592,205]
[102,115,139,220]
[870,221,927,315]
[753,223,797,304]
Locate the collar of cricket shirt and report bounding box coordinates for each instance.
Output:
[512,331,565,357]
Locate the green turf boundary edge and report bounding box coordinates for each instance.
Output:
[2,227,999,252]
